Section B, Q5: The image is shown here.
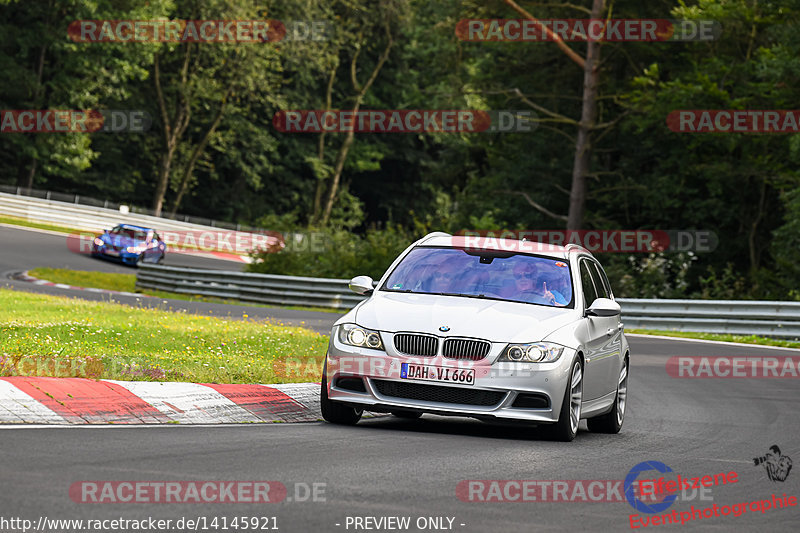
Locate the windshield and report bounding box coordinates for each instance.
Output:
[111,226,148,241]
[381,246,574,307]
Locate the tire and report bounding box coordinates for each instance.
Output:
[547,357,583,442]
[391,410,422,419]
[587,357,628,434]
[320,363,362,425]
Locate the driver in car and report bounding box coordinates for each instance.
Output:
[510,263,559,306]
[424,260,460,293]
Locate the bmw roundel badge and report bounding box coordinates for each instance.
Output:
[439,325,450,332]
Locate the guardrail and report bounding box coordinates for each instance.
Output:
[0,184,262,231]
[617,299,800,338]
[135,264,800,338]
[136,264,365,310]
[0,191,255,235]
[0,191,284,258]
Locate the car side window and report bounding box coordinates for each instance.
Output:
[591,261,613,299]
[579,259,598,308]
[589,262,610,300]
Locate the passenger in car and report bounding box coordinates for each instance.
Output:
[505,263,560,306]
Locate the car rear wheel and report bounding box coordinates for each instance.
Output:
[391,410,422,419]
[587,357,628,434]
[547,357,582,442]
[320,364,362,425]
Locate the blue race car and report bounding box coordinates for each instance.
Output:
[91,224,166,266]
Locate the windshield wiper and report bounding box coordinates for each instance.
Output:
[433,292,489,299]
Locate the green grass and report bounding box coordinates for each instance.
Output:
[627,329,800,349]
[0,289,328,384]
[0,215,89,235]
[30,267,136,292]
[27,267,342,314]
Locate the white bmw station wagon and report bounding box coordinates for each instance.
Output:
[320,232,629,441]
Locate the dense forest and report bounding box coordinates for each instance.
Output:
[1,0,799,300]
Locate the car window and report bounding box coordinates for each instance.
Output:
[590,261,613,299]
[579,259,599,307]
[381,246,574,308]
[589,261,610,300]
[112,227,147,240]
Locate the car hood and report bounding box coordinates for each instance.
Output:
[353,292,579,343]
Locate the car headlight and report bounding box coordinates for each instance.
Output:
[498,342,564,363]
[94,238,104,246]
[338,324,384,350]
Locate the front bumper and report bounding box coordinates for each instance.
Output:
[326,332,575,423]
[92,245,139,264]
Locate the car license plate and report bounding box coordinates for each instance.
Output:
[400,363,474,385]
[105,250,120,257]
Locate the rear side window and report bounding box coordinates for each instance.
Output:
[590,261,613,299]
[579,260,598,307]
[589,262,610,300]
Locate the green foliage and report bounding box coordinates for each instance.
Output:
[248,225,415,280]
[695,264,750,300]
[771,187,800,300]
[604,253,696,299]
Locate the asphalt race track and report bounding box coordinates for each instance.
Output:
[2,224,799,531]
[0,225,340,332]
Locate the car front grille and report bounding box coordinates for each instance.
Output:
[393,334,438,356]
[442,338,491,361]
[372,379,505,407]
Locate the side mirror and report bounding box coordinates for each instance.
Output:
[585,297,621,317]
[349,275,374,296]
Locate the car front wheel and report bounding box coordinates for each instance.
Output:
[547,357,583,442]
[320,364,363,425]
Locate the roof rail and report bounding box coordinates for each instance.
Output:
[565,243,590,254]
[419,231,451,243]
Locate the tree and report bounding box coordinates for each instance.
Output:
[307,0,407,226]
[498,0,607,229]
[0,0,163,191]
[149,0,284,216]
